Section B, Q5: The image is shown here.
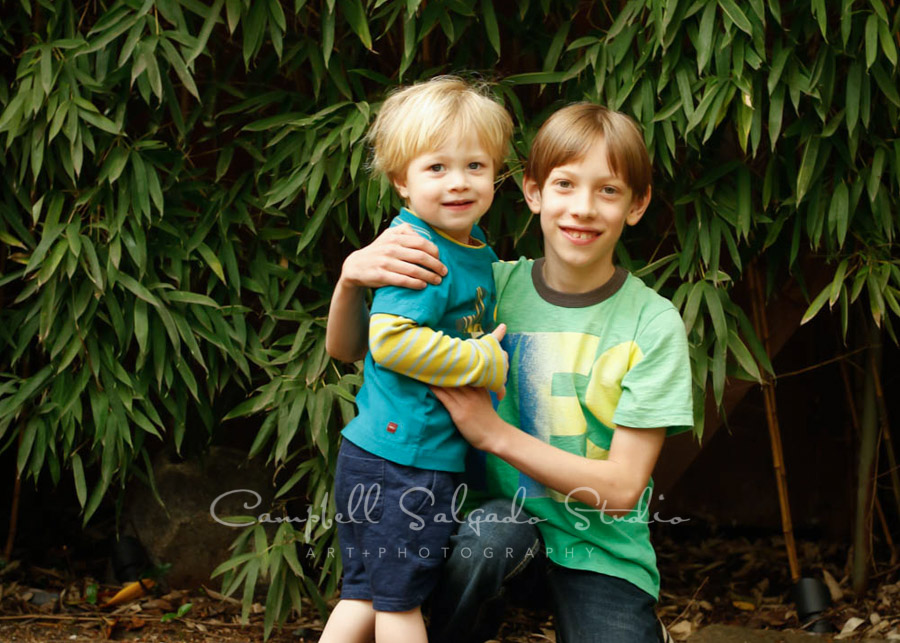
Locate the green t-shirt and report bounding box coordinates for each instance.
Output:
[474,257,694,599]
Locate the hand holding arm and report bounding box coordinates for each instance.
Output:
[325,223,448,362]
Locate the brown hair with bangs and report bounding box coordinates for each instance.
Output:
[525,103,652,198]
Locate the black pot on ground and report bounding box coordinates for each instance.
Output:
[792,576,834,633]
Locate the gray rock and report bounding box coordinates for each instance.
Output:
[126,447,275,588]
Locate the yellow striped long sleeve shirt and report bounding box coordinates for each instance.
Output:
[369,313,508,393]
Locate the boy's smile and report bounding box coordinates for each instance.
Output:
[393,133,495,244]
[523,137,650,294]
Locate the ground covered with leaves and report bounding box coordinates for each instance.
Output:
[1,534,898,642]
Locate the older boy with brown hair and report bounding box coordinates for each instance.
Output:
[328,102,693,642]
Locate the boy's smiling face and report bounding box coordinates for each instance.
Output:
[523,135,650,293]
[393,133,495,244]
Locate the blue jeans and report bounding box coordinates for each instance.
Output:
[427,499,660,643]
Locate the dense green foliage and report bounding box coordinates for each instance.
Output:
[1,0,898,635]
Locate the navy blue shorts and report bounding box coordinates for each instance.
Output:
[334,439,460,612]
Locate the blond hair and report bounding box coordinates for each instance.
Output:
[368,76,513,182]
[525,103,652,198]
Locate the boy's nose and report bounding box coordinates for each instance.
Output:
[571,191,597,218]
[447,169,469,190]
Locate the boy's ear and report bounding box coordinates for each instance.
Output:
[522,175,543,214]
[393,177,409,200]
[626,185,652,226]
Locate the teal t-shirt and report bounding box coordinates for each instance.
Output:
[471,257,694,599]
[342,209,498,472]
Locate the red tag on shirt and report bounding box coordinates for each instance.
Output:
[386,422,398,434]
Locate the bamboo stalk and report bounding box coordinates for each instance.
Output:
[747,263,800,583]
[872,358,900,528]
[851,321,881,594]
[3,355,29,563]
[3,425,24,562]
[837,352,898,567]
[874,490,897,565]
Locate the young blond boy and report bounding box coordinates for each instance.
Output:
[329,103,693,642]
[320,77,513,643]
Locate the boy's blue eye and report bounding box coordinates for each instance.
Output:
[468,162,483,170]
[429,164,444,172]
[556,180,572,188]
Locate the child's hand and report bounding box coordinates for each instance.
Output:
[430,385,501,450]
[341,222,447,290]
[489,324,508,401]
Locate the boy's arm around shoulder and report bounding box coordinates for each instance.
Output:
[325,222,448,363]
[325,274,370,363]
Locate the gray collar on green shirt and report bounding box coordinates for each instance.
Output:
[531,258,628,308]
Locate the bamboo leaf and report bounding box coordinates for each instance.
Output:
[829,258,849,306]
[175,359,200,401]
[37,238,69,285]
[796,137,820,204]
[116,272,159,305]
[767,45,791,95]
[296,196,334,255]
[159,38,200,100]
[811,0,827,39]
[135,298,149,355]
[846,62,861,135]
[502,71,568,85]
[718,0,753,35]
[268,0,286,32]
[187,0,224,65]
[870,62,900,108]
[829,181,850,248]
[322,8,335,67]
[712,337,726,407]
[543,21,571,72]
[865,14,878,69]
[737,166,751,239]
[197,242,227,284]
[727,328,762,381]
[868,147,885,203]
[78,109,120,135]
[225,0,242,33]
[682,281,704,333]
[696,1,716,73]
[101,147,130,184]
[867,270,885,326]
[878,18,897,66]
[801,285,831,324]
[481,0,501,57]
[338,0,372,50]
[16,419,39,476]
[768,84,784,150]
[147,166,164,215]
[40,45,53,95]
[165,291,220,307]
[211,553,259,578]
[703,282,728,345]
[72,453,87,508]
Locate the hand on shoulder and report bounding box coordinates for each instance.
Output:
[340,222,448,290]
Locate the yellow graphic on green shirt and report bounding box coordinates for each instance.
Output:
[495,331,644,501]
